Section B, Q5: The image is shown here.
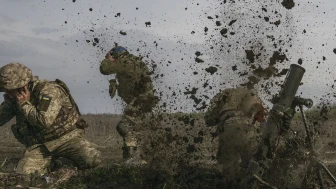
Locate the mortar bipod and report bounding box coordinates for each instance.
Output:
[295,96,336,188]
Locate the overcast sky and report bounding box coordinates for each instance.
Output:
[1,0,336,114]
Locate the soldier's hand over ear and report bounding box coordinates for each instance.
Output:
[16,85,30,105]
[105,52,115,62]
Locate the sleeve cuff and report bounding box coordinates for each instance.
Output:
[18,101,33,112]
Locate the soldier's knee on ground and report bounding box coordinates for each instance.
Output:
[76,143,102,169]
[75,149,101,169]
[84,148,102,169]
[16,145,52,175]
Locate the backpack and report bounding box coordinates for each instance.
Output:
[54,79,89,129]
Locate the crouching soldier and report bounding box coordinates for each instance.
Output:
[0,63,101,175]
[204,87,265,182]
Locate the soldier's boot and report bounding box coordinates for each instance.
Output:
[122,146,147,167]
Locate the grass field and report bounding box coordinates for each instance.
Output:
[0,110,336,188]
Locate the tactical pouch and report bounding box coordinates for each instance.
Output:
[11,123,39,148]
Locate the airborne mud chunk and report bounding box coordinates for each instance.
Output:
[281,0,295,9]
[232,65,237,71]
[178,115,195,126]
[228,19,237,26]
[273,20,281,26]
[245,50,255,63]
[298,58,303,65]
[269,51,287,66]
[190,95,202,106]
[253,66,277,78]
[277,69,289,76]
[205,66,218,75]
[241,75,260,89]
[195,51,202,56]
[204,27,208,33]
[195,57,204,63]
[220,28,228,37]
[145,22,151,27]
[119,31,127,35]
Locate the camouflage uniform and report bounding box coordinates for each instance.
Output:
[100,47,159,161]
[204,87,264,181]
[0,63,101,174]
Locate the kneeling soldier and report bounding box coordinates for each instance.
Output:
[0,62,101,175]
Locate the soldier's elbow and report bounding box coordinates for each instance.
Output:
[99,60,113,75]
[99,65,109,75]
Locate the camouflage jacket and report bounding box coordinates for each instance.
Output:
[100,53,159,110]
[204,87,264,126]
[0,78,80,149]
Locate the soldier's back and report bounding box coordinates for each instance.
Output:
[116,54,157,105]
[204,87,264,182]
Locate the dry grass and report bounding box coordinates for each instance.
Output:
[0,112,336,188]
[81,113,122,145]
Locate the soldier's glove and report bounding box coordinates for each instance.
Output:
[109,79,118,99]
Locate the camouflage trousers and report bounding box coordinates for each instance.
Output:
[216,114,261,180]
[117,106,155,147]
[117,114,144,147]
[15,129,101,175]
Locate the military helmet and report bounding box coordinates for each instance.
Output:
[0,62,33,91]
[109,46,128,58]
